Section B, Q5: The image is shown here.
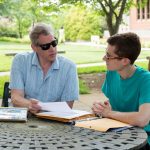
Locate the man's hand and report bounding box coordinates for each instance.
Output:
[92,100,112,117]
[28,99,41,114]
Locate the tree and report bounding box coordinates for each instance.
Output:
[95,0,128,35]
[0,0,32,38]
[59,0,134,36]
[0,0,49,38]
[63,4,104,41]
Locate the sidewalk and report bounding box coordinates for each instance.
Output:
[66,41,150,51]
[73,90,107,112]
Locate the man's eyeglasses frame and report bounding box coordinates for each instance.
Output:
[104,54,124,60]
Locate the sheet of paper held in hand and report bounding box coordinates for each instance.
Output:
[38,102,92,119]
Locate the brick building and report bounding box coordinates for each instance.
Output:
[130,0,150,40]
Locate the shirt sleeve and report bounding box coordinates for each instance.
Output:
[61,64,79,101]
[139,74,150,105]
[9,54,25,90]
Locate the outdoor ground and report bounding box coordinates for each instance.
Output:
[73,73,107,111]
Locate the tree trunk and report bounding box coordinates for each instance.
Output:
[99,0,127,36]
[18,20,22,38]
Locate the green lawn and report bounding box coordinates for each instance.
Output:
[0,41,30,51]
[0,76,9,98]
[0,76,89,98]
[0,55,14,72]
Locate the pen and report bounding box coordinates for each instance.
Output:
[66,121,76,125]
[65,117,102,126]
[75,116,101,123]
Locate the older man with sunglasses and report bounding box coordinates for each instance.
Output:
[9,23,79,114]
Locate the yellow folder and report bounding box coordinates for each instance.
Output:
[75,118,132,132]
[36,111,95,123]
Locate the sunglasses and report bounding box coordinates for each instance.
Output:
[38,39,58,51]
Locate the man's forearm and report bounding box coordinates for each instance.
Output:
[11,94,30,108]
[108,111,149,127]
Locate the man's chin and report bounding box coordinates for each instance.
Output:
[49,56,56,62]
[106,66,115,71]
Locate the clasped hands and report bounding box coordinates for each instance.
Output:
[92,100,112,118]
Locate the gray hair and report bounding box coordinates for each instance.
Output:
[29,23,54,45]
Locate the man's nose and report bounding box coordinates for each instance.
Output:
[49,45,56,52]
[103,55,106,61]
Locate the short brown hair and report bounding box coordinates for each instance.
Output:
[29,23,53,46]
[107,32,141,64]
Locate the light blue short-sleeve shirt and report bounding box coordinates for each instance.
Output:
[9,52,79,102]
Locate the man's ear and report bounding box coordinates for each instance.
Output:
[31,44,37,52]
[121,58,131,65]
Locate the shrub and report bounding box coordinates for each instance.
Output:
[0,25,18,38]
[64,5,105,41]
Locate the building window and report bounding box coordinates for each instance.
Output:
[137,0,140,19]
[147,0,150,18]
[137,0,150,19]
[142,7,145,19]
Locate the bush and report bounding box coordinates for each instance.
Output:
[0,76,10,98]
[0,18,19,38]
[79,79,90,94]
[0,37,30,43]
[64,5,105,41]
[0,26,18,38]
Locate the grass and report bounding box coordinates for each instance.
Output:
[0,76,9,98]
[0,55,14,72]
[79,80,90,94]
[135,61,149,70]
[78,65,106,74]
[0,42,150,72]
[0,76,90,98]
[0,42,30,51]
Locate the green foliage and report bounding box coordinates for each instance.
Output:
[78,66,106,74]
[0,55,13,72]
[59,0,135,35]
[0,76,9,98]
[63,5,104,41]
[0,37,30,43]
[135,61,149,70]
[0,0,55,38]
[0,19,18,38]
[79,79,90,94]
[0,26,18,38]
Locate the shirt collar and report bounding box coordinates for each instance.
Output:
[32,52,40,67]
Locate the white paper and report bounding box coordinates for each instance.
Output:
[38,102,73,113]
[38,109,92,119]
